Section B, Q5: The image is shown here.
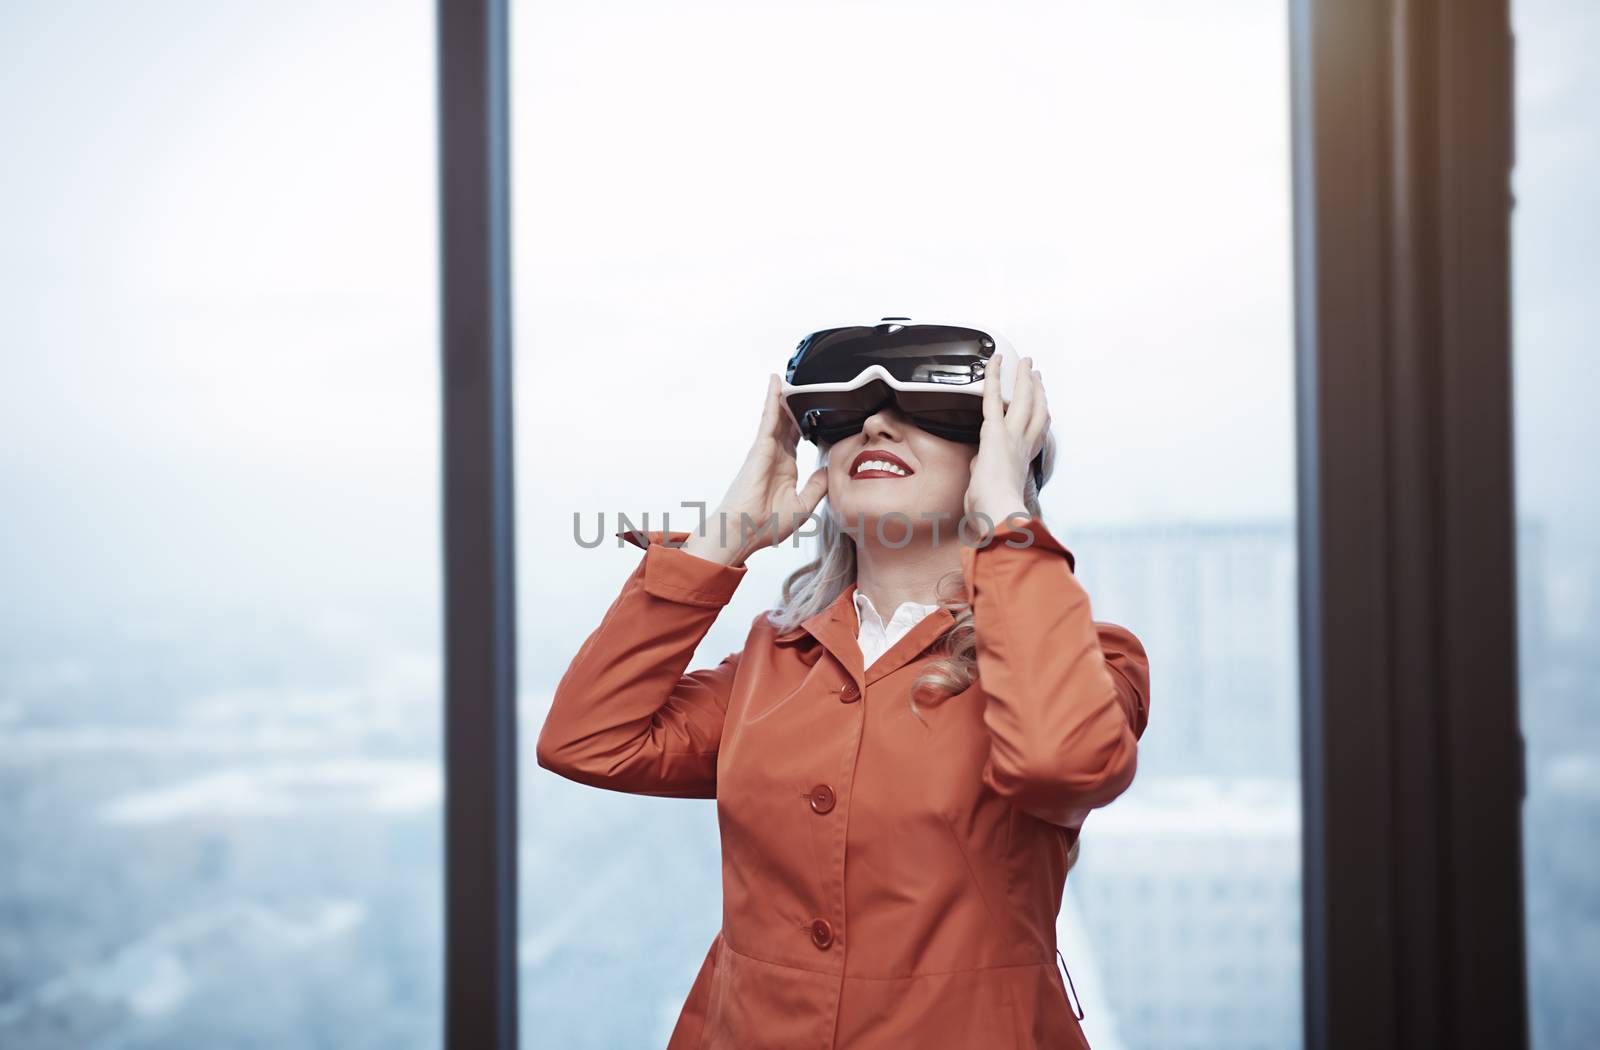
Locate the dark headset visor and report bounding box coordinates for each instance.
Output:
[785,383,987,444]
[790,383,1047,492]
[784,324,996,386]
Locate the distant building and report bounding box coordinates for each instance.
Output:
[1071,776,1302,1050]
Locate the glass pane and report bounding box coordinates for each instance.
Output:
[515,2,1299,1048]
[1511,2,1600,1046]
[0,3,442,1047]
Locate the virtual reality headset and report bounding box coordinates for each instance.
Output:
[780,317,1046,491]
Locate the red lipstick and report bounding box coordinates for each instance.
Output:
[848,449,915,479]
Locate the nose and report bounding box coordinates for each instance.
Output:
[861,404,908,442]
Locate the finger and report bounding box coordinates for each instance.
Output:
[1008,355,1036,441]
[777,404,802,452]
[756,374,780,442]
[981,349,1004,427]
[1026,369,1049,452]
[797,466,829,513]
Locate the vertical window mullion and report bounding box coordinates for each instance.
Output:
[1290,1,1525,1048]
[438,1,518,1048]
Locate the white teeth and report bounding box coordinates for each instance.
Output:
[854,459,908,477]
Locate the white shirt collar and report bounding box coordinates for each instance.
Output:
[852,588,941,630]
[851,588,942,672]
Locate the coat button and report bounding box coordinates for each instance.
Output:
[838,682,860,703]
[808,784,836,814]
[810,918,834,950]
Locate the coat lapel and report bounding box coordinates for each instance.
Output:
[862,605,958,686]
[772,582,957,688]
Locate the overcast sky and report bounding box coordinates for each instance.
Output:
[0,0,1592,667]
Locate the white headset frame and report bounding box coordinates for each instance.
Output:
[778,316,1025,436]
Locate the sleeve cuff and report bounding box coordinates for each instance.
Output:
[615,529,747,608]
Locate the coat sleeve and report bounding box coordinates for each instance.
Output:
[959,514,1152,829]
[534,528,749,799]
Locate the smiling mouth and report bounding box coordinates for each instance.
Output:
[849,453,915,479]
[852,461,910,479]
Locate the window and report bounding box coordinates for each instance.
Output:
[0,3,442,1046]
[513,2,1299,1047]
[1511,1,1600,1045]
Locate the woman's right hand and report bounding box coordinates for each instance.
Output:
[680,374,829,567]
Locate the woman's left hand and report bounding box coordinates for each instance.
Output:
[964,349,1050,529]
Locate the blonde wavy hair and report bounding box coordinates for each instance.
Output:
[762,428,1081,870]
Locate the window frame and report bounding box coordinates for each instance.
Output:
[434,1,1529,1046]
[438,1,518,1048]
[1289,0,1526,1047]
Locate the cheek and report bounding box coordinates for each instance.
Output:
[923,449,975,492]
[927,472,970,508]
[914,458,973,510]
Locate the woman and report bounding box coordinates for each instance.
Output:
[536,350,1151,1049]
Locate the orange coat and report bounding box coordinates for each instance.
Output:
[536,514,1151,1049]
